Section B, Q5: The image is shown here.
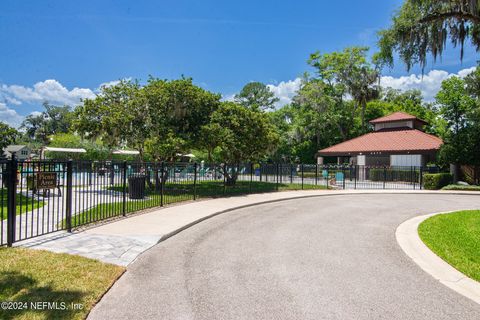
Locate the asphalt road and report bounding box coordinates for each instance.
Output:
[89,194,480,320]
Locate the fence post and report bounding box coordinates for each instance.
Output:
[410,166,415,190]
[412,166,416,190]
[354,165,357,189]
[250,163,253,192]
[383,166,387,189]
[6,154,17,247]
[301,164,304,190]
[259,163,262,182]
[66,160,73,233]
[276,163,279,191]
[315,164,318,185]
[160,162,165,207]
[419,166,423,190]
[88,161,92,186]
[279,164,283,184]
[223,164,226,195]
[290,163,293,184]
[122,161,127,216]
[342,166,346,189]
[110,161,115,186]
[326,166,329,189]
[193,162,198,200]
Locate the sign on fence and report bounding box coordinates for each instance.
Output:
[36,172,57,189]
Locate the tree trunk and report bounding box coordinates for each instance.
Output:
[360,99,366,131]
[154,167,161,191]
[146,168,154,189]
[208,150,213,163]
[337,124,347,140]
[224,164,239,186]
[474,165,479,185]
[450,163,459,183]
[160,165,169,185]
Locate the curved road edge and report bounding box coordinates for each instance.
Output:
[20,190,480,267]
[396,211,480,305]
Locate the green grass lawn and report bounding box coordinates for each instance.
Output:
[442,184,480,191]
[0,189,45,220]
[0,247,124,320]
[418,210,480,282]
[68,180,327,227]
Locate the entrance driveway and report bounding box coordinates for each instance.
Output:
[89,194,480,320]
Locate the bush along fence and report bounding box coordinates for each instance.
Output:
[0,156,432,246]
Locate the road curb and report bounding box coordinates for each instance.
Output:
[396,211,480,305]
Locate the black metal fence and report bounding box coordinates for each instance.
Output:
[0,157,429,246]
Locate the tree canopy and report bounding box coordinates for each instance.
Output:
[0,122,19,152]
[143,77,221,160]
[378,0,480,71]
[436,74,480,168]
[234,82,279,111]
[203,101,279,184]
[308,47,380,130]
[74,78,221,161]
[21,103,73,145]
[46,133,112,160]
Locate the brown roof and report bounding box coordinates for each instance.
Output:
[318,128,443,156]
[369,111,427,124]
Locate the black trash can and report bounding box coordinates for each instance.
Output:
[128,174,146,199]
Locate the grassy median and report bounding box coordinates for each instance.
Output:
[418,210,480,282]
[0,247,124,320]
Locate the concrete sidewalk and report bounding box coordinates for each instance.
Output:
[18,189,480,265]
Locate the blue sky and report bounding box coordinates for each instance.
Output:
[0,0,478,126]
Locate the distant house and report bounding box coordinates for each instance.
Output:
[3,145,32,160]
[317,112,443,167]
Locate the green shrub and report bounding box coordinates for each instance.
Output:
[368,168,420,182]
[423,173,453,190]
[441,184,480,191]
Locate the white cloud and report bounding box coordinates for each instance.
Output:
[96,78,132,92]
[380,67,476,101]
[0,79,96,107]
[457,66,477,78]
[0,102,24,127]
[267,78,302,108]
[4,96,22,105]
[0,79,102,128]
[97,80,121,90]
[221,93,235,102]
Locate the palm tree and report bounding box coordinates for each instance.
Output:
[346,67,380,131]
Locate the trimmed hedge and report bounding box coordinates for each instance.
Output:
[441,184,480,191]
[423,173,453,190]
[368,168,420,182]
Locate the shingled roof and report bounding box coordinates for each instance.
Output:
[4,145,28,152]
[369,111,427,124]
[317,128,443,156]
